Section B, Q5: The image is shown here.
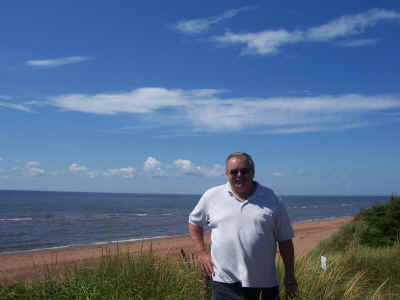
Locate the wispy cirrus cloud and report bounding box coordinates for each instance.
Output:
[257,123,369,135]
[51,87,188,114]
[174,6,253,34]
[336,38,379,47]
[0,95,12,100]
[307,9,400,41]
[213,9,400,55]
[0,102,31,112]
[39,85,400,135]
[185,94,400,132]
[25,56,90,68]
[48,87,400,134]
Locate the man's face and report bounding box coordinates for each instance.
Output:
[225,156,255,195]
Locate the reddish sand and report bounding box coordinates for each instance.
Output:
[0,216,352,283]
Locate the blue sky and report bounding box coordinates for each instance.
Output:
[1,1,399,195]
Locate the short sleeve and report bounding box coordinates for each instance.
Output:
[188,194,209,227]
[274,200,294,242]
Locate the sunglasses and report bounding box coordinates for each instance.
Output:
[229,168,251,176]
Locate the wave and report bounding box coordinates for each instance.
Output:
[0,217,33,222]
[106,213,149,217]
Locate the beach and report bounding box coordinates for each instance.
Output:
[0,216,352,284]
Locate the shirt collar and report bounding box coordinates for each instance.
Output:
[226,181,263,200]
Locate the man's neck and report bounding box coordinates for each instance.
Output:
[232,182,256,201]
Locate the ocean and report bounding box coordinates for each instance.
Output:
[0,190,389,254]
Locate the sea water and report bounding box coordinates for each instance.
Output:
[0,190,388,253]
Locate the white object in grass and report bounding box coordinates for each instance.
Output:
[321,256,327,270]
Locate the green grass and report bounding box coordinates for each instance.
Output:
[0,247,210,300]
[275,198,400,299]
[279,233,400,299]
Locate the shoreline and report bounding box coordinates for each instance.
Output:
[0,216,352,284]
[0,215,354,256]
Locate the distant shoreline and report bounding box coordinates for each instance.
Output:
[0,188,390,197]
[0,216,352,283]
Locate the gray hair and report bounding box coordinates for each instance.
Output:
[225,152,255,172]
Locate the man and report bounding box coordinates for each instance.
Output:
[189,152,297,300]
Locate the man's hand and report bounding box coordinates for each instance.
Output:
[284,275,298,299]
[278,239,297,299]
[189,224,214,277]
[197,250,214,276]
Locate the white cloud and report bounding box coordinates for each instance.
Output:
[307,9,400,41]
[214,9,400,55]
[69,163,88,172]
[337,38,379,47]
[26,161,40,168]
[0,102,31,112]
[143,156,166,176]
[0,95,12,100]
[49,87,400,134]
[204,163,225,177]
[24,161,45,176]
[214,30,303,55]
[173,159,202,175]
[0,157,3,161]
[50,170,65,176]
[175,7,253,34]
[257,123,368,135]
[144,156,162,171]
[87,171,100,179]
[24,100,49,107]
[187,94,400,131]
[173,159,224,177]
[29,167,45,176]
[272,172,284,177]
[51,87,189,114]
[25,56,90,68]
[103,167,135,178]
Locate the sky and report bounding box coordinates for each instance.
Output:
[1,0,399,195]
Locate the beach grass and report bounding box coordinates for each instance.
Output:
[0,247,210,300]
[280,225,400,299]
[1,197,399,299]
[277,196,400,299]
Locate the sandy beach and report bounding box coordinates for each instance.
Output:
[0,216,352,284]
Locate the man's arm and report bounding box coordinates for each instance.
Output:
[189,223,213,276]
[278,239,297,298]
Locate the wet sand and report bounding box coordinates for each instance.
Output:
[0,216,352,283]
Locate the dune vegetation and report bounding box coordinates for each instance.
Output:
[284,196,400,299]
[0,197,399,299]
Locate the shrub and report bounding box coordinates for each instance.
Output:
[359,196,400,247]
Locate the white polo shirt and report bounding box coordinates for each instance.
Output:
[189,182,294,287]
